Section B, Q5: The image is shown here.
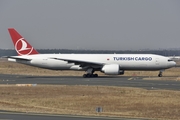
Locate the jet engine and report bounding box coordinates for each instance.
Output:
[101,64,124,75]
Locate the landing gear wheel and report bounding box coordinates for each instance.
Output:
[82,74,98,78]
[158,70,164,77]
[93,74,98,77]
[158,73,162,77]
[87,74,91,77]
[83,74,87,78]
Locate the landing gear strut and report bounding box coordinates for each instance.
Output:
[158,72,162,77]
[83,68,98,78]
[158,70,164,77]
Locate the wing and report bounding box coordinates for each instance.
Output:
[50,57,104,67]
[168,56,180,60]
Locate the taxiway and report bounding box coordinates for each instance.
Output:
[0,111,149,120]
[0,74,180,90]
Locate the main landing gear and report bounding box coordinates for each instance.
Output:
[83,74,98,78]
[158,70,164,77]
[83,68,98,78]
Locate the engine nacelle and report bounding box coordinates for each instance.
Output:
[101,64,124,75]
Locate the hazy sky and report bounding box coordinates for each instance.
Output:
[0,0,180,50]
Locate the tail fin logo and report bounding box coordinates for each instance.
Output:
[15,38,34,55]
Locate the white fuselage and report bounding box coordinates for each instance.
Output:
[8,54,176,71]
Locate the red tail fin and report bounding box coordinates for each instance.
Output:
[8,28,39,56]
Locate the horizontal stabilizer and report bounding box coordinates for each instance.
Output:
[4,56,32,61]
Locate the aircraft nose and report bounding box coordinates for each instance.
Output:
[167,60,176,67]
[171,61,176,67]
[173,61,176,66]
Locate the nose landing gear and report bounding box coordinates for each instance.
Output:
[158,72,162,77]
[158,70,164,77]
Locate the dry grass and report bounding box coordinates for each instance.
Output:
[0,59,180,77]
[0,85,180,119]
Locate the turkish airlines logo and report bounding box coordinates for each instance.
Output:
[15,38,33,55]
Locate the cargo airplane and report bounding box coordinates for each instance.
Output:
[6,28,176,78]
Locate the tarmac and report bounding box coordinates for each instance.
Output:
[0,110,149,120]
[0,74,180,90]
[0,74,180,120]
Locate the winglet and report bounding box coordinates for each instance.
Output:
[8,28,39,56]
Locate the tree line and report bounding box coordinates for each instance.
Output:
[0,49,180,57]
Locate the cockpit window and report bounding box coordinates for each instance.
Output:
[168,59,173,62]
